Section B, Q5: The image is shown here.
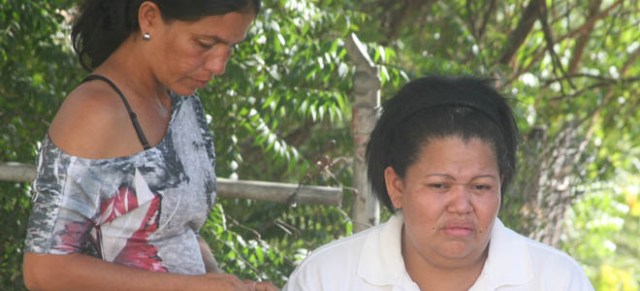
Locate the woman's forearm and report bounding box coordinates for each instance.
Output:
[23,252,246,291]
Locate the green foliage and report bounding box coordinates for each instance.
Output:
[0,183,31,289]
[201,0,364,181]
[0,0,81,289]
[564,174,640,291]
[201,202,352,286]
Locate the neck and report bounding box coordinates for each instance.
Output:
[402,232,488,291]
[93,36,168,104]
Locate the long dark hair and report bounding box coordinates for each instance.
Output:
[366,76,520,212]
[71,0,261,71]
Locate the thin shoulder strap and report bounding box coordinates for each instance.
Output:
[82,74,151,150]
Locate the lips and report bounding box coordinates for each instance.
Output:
[442,222,475,237]
[193,79,209,88]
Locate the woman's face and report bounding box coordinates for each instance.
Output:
[149,10,255,96]
[385,136,501,270]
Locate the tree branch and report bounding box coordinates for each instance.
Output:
[502,0,623,88]
[561,0,623,42]
[585,46,640,140]
[499,0,543,65]
[465,0,497,42]
[478,0,498,40]
[544,73,640,86]
[377,0,432,44]
[567,0,603,74]
[545,74,640,107]
[538,0,575,93]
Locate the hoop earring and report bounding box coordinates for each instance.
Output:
[142,32,151,41]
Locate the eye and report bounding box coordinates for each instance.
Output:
[472,184,493,192]
[198,40,216,49]
[427,183,449,192]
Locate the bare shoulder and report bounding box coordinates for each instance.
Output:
[49,81,136,159]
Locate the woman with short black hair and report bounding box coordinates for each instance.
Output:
[285,76,593,291]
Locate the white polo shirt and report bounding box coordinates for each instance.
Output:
[284,214,594,291]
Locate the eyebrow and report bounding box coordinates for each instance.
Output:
[199,35,246,46]
[423,174,498,181]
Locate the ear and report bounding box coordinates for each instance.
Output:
[384,166,404,209]
[138,1,163,35]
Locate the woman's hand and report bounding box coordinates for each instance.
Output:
[193,274,279,291]
[244,280,280,291]
[189,272,245,290]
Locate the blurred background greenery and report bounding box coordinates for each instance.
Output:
[1,0,638,290]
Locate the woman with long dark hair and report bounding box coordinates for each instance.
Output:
[23,1,276,290]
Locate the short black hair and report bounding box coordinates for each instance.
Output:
[365,76,520,212]
[71,0,261,71]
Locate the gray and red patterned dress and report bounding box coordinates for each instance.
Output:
[25,94,217,274]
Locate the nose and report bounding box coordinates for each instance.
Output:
[204,46,232,77]
[447,185,473,214]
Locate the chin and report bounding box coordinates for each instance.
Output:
[440,242,476,258]
[173,87,198,97]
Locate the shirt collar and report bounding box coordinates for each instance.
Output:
[356,215,534,288]
[358,214,408,285]
[471,218,534,289]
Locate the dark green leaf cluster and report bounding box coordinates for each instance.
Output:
[1,1,81,289]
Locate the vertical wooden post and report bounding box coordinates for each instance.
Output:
[345,33,381,232]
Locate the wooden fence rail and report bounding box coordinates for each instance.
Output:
[0,162,342,206]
